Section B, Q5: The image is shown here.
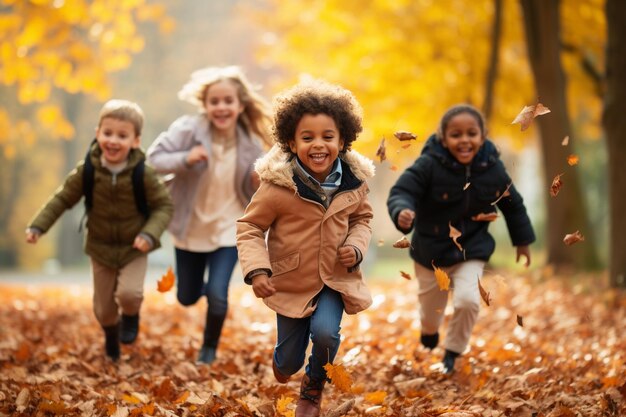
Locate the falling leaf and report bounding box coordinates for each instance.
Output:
[516,315,524,327]
[400,271,411,280]
[400,143,412,149]
[491,183,512,205]
[364,391,387,405]
[323,362,353,393]
[511,102,551,131]
[567,154,579,166]
[449,222,463,252]
[432,261,450,291]
[472,212,499,222]
[392,236,411,248]
[550,173,564,197]
[563,231,585,246]
[394,131,417,141]
[478,278,491,306]
[390,165,398,171]
[375,137,386,162]
[157,266,175,293]
[561,136,570,146]
[463,182,471,190]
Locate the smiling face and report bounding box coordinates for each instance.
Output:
[440,112,485,165]
[203,80,244,136]
[289,113,345,183]
[96,117,140,164]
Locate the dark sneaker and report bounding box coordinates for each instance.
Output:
[197,345,216,364]
[120,314,139,344]
[420,332,439,350]
[103,324,120,361]
[442,349,460,374]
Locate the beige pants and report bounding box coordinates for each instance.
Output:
[91,255,147,327]
[414,260,485,354]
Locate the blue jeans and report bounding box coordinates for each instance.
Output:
[274,286,344,382]
[175,246,238,348]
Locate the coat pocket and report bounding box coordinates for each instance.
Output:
[270,251,300,276]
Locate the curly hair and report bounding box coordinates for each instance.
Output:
[272,79,363,154]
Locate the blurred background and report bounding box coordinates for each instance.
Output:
[1,0,622,286]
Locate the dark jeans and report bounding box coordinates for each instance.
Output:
[274,286,344,382]
[175,246,238,348]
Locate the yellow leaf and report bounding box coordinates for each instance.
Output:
[432,261,450,291]
[364,391,387,404]
[276,395,295,417]
[567,154,579,166]
[122,394,141,404]
[323,362,353,393]
[174,390,189,404]
[157,266,175,292]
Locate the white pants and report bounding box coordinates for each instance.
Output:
[414,260,485,354]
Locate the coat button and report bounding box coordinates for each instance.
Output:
[321,195,327,201]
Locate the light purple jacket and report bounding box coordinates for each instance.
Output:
[147,114,263,240]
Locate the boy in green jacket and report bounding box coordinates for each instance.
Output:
[26,99,173,361]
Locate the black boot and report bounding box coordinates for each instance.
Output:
[420,332,439,350]
[103,324,120,361]
[442,349,460,374]
[197,345,217,364]
[120,314,139,344]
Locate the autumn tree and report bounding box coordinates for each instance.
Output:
[0,0,173,267]
[603,0,626,288]
[519,0,600,270]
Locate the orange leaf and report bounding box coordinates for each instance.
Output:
[448,222,463,252]
[393,131,417,141]
[478,278,491,306]
[157,266,175,293]
[364,391,387,404]
[38,400,70,414]
[400,270,411,280]
[472,212,499,222]
[174,390,189,404]
[375,137,386,162]
[432,261,450,291]
[122,394,141,404]
[567,154,579,166]
[276,395,295,417]
[389,165,398,171]
[550,173,564,197]
[323,362,353,392]
[392,236,411,248]
[511,102,551,131]
[563,230,585,246]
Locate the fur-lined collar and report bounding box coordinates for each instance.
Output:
[255,145,375,191]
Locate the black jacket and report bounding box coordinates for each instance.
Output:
[387,134,535,268]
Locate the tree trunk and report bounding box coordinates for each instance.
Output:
[603,0,626,288]
[519,0,600,270]
[483,0,503,121]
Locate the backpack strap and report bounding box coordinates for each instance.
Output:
[132,160,150,218]
[82,138,97,213]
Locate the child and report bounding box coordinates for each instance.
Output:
[26,99,174,361]
[146,66,273,364]
[236,80,375,417]
[386,104,535,374]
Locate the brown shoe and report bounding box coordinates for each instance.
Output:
[295,374,325,417]
[272,356,290,383]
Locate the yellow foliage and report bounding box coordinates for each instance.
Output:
[276,395,295,417]
[432,262,450,291]
[364,391,387,405]
[323,362,353,393]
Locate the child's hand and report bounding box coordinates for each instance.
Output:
[398,209,416,230]
[186,144,209,166]
[133,236,151,253]
[516,245,531,267]
[25,231,40,244]
[251,274,276,298]
[338,245,357,268]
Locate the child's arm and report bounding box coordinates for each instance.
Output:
[25,228,42,244]
[387,157,431,233]
[342,190,374,270]
[146,115,205,173]
[250,273,276,298]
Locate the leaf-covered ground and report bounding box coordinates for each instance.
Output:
[1,270,624,417]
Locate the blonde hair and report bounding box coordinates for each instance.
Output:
[98,99,144,136]
[178,66,273,148]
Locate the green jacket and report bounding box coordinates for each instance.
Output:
[28,142,174,268]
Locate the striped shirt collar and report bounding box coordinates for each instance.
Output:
[295,157,342,190]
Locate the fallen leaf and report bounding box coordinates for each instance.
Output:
[567,154,579,166]
[491,183,512,205]
[478,278,491,306]
[375,137,386,163]
[563,231,585,246]
[394,131,417,141]
[562,135,570,146]
[276,395,295,417]
[511,102,551,131]
[550,173,564,197]
[432,261,450,291]
[516,315,523,327]
[323,362,353,393]
[400,271,411,280]
[472,212,499,222]
[364,391,387,404]
[449,222,463,252]
[157,266,176,293]
[392,236,411,248]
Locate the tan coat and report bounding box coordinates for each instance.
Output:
[236,146,375,318]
